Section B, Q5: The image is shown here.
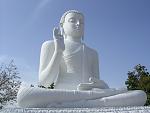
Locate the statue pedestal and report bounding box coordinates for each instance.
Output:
[1,106,150,113]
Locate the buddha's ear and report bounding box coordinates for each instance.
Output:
[82,36,84,41]
[82,33,84,41]
[59,24,65,38]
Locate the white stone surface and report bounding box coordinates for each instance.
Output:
[17,10,147,108]
[17,86,146,108]
[1,106,150,113]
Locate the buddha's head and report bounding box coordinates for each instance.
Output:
[60,10,84,40]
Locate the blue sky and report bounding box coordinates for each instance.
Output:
[0,0,150,88]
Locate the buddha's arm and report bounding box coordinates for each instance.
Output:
[39,41,62,87]
[92,51,109,89]
[92,51,99,79]
[77,50,109,90]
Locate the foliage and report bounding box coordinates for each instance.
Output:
[0,60,21,109]
[38,83,54,89]
[125,64,150,105]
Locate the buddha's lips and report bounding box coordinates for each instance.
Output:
[73,26,81,30]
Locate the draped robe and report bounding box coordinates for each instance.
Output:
[54,39,99,90]
[17,40,147,108]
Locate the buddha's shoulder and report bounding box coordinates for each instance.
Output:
[86,45,98,56]
[41,40,54,49]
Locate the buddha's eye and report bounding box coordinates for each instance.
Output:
[68,18,76,23]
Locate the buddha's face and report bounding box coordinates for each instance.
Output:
[62,12,84,39]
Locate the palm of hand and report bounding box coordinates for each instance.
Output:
[53,27,65,51]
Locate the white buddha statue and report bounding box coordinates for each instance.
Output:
[17,10,147,108]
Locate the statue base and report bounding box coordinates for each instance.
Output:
[1,106,150,113]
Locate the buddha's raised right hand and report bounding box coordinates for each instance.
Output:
[53,27,65,52]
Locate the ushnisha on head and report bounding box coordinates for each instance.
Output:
[60,10,84,41]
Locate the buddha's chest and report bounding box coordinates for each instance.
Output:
[62,47,83,73]
[56,48,84,90]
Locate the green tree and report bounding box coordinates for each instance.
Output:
[0,60,21,109]
[38,83,54,89]
[125,64,150,105]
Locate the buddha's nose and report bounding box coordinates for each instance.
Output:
[76,21,80,26]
